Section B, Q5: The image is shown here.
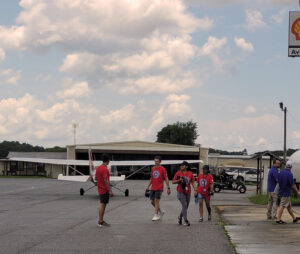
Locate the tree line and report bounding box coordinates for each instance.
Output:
[0,121,298,158]
[0,141,66,158]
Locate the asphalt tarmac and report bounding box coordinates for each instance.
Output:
[0,178,235,254]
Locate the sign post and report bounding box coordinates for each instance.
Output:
[289,11,300,57]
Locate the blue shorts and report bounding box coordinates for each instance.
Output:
[150,190,163,200]
[198,193,210,200]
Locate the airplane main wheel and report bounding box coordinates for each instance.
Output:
[125,189,129,197]
[80,188,85,196]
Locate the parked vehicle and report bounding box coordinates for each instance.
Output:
[213,174,247,193]
[225,167,260,182]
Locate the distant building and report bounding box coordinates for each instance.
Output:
[0,152,67,177]
[208,153,284,170]
[0,141,209,179]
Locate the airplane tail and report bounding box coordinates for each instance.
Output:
[88,148,95,179]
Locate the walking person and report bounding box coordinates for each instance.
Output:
[276,161,300,224]
[96,154,113,227]
[172,161,197,226]
[146,156,171,221]
[197,165,214,222]
[266,159,280,220]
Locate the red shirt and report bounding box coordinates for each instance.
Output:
[96,164,110,195]
[173,170,195,194]
[197,174,213,195]
[151,166,167,191]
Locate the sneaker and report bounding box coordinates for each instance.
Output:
[152,214,160,221]
[199,218,203,222]
[208,214,212,221]
[183,220,190,226]
[159,210,165,218]
[177,216,182,225]
[276,220,286,224]
[293,217,300,223]
[98,221,110,227]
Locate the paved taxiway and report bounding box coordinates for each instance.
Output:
[0,178,236,254]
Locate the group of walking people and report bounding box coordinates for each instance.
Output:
[145,156,213,226]
[267,159,300,224]
[95,155,214,227]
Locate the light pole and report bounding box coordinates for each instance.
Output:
[279,102,287,162]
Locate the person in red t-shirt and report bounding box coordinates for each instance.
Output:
[95,154,113,227]
[146,156,171,221]
[172,161,197,226]
[197,165,214,222]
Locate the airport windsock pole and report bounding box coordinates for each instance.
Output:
[279,102,287,162]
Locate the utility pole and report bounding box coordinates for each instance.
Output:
[279,102,287,162]
[72,123,79,145]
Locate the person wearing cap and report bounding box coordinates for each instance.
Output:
[197,165,214,222]
[276,161,300,224]
[266,159,280,220]
[172,161,197,226]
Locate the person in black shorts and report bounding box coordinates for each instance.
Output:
[96,154,113,227]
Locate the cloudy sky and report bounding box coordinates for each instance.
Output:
[0,0,300,153]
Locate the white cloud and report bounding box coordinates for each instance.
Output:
[185,0,295,7]
[0,69,22,85]
[35,74,52,82]
[0,92,194,145]
[200,36,227,56]
[245,9,267,31]
[234,37,254,52]
[119,73,196,94]
[0,93,99,143]
[0,48,5,63]
[199,36,241,74]
[0,0,214,95]
[56,81,91,99]
[0,0,208,52]
[100,104,136,124]
[256,137,267,146]
[271,9,287,24]
[198,114,282,153]
[0,25,25,50]
[244,105,257,114]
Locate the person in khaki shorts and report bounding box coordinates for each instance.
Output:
[266,159,280,220]
[276,161,300,224]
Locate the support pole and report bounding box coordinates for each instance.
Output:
[283,107,287,162]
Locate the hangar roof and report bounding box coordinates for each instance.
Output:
[68,140,206,153]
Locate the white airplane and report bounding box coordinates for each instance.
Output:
[10,149,202,197]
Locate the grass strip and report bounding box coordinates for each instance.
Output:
[249,194,300,206]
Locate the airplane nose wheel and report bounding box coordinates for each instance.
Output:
[125,189,129,197]
[80,188,85,196]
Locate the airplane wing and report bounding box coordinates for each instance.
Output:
[57,174,126,182]
[9,157,202,183]
[9,157,202,166]
[9,157,91,166]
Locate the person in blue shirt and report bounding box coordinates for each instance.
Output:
[266,159,280,220]
[276,161,300,224]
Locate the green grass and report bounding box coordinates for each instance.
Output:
[249,194,300,206]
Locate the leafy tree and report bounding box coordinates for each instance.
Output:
[156,121,198,146]
[45,146,67,152]
[0,141,66,158]
[209,148,247,155]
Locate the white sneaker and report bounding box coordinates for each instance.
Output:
[159,210,165,217]
[152,214,160,221]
